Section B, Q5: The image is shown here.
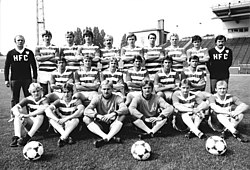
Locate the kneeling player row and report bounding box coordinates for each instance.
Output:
[9,79,248,148]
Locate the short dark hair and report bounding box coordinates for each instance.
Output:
[162,55,173,64]
[141,78,154,89]
[42,30,52,37]
[127,33,137,41]
[215,35,226,43]
[192,35,202,43]
[132,55,143,62]
[148,33,156,39]
[63,83,74,93]
[189,55,199,62]
[180,79,191,87]
[83,30,94,39]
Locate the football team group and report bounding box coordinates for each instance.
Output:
[4,30,249,148]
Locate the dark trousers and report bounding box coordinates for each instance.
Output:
[10,79,32,107]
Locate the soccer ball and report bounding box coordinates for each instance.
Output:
[23,141,44,161]
[205,136,227,155]
[131,140,151,161]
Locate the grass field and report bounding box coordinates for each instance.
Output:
[0,57,250,169]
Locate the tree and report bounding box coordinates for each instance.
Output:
[93,27,105,48]
[74,27,83,45]
[120,33,127,48]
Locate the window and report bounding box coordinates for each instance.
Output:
[228,27,249,33]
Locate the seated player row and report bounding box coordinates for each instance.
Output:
[49,54,209,107]
[10,78,248,149]
[36,30,209,95]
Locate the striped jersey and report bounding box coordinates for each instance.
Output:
[172,90,198,111]
[101,68,123,84]
[35,45,59,72]
[165,47,185,73]
[60,45,80,72]
[121,46,143,71]
[155,68,178,90]
[78,44,100,69]
[51,70,73,92]
[100,47,120,71]
[209,93,242,112]
[127,67,149,91]
[75,67,100,84]
[187,47,208,72]
[18,96,46,113]
[181,67,205,91]
[53,98,81,116]
[144,46,163,76]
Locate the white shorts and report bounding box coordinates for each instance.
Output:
[38,71,53,84]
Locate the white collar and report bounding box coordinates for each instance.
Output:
[15,47,25,54]
[215,46,225,53]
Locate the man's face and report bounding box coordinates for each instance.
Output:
[192,40,201,48]
[127,37,136,46]
[104,38,113,48]
[101,84,113,98]
[109,61,117,69]
[66,35,74,45]
[84,35,92,44]
[15,36,25,48]
[142,84,153,98]
[216,84,228,96]
[170,36,178,46]
[180,84,190,96]
[134,59,142,68]
[148,35,156,45]
[216,39,225,49]
[30,88,42,101]
[83,58,92,68]
[42,35,52,44]
[189,59,199,68]
[163,60,172,71]
[63,89,73,100]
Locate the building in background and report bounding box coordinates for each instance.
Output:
[212,0,250,38]
[130,19,169,47]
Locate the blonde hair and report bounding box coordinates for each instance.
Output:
[101,80,113,89]
[169,33,179,41]
[28,83,43,93]
[104,35,113,41]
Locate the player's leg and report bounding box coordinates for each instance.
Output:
[22,79,32,97]
[61,118,79,141]
[230,113,244,128]
[151,118,167,134]
[210,79,217,94]
[181,112,206,139]
[17,115,44,146]
[83,116,107,139]
[133,119,152,134]
[10,108,23,147]
[106,115,126,142]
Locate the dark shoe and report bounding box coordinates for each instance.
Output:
[220,130,230,139]
[68,137,76,145]
[10,136,19,147]
[17,134,31,146]
[200,134,208,140]
[233,131,248,143]
[57,138,68,147]
[185,131,195,139]
[138,132,154,140]
[111,137,122,143]
[94,139,108,148]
